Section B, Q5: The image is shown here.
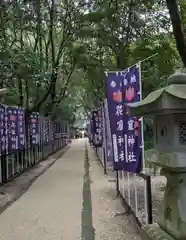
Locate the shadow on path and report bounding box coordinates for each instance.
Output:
[81,145,95,240]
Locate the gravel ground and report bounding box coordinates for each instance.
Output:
[88,146,141,240]
[118,172,166,224]
[91,146,166,226]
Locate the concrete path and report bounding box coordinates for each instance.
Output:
[0,139,141,240]
[0,139,85,240]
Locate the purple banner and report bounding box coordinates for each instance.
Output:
[17,108,25,149]
[103,99,113,164]
[53,121,57,139]
[98,106,103,144]
[39,116,45,145]
[0,105,67,152]
[89,115,94,142]
[122,64,142,172]
[48,118,53,142]
[0,105,7,153]
[92,109,102,146]
[91,110,97,145]
[7,107,18,151]
[0,105,4,154]
[106,72,126,170]
[62,124,68,138]
[87,120,93,142]
[105,64,142,172]
[61,124,64,138]
[30,113,39,146]
[54,121,60,139]
[44,117,49,143]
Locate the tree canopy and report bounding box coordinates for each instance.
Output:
[1,0,186,124]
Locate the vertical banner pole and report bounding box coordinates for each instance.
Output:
[138,61,145,170]
[116,170,119,195]
[102,103,107,174]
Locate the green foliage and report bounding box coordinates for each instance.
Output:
[130,34,178,97]
[0,0,87,123]
[1,0,186,125]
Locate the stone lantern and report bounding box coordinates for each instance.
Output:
[126,73,186,240]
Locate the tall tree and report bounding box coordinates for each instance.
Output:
[166,0,186,68]
[0,0,85,116]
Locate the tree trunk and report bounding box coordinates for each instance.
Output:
[166,0,186,68]
[116,43,129,70]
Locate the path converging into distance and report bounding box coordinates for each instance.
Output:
[0,139,141,240]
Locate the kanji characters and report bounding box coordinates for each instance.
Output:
[123,77,128,86]
[122,71,128,86]
[93,108,103,146]
[30,114,39,145]
[97,128,101,133]
[119,151,125,161]
[110,80,116,88]
[128,119,134,131]
[130,74,136,84]
[134,119,140,136]
[115,105,123,116]
[118,136,124,146]
[128,135,135,146]
[117,120,123,131]
[127,152,136,162]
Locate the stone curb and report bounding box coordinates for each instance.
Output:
[0,145,70,215]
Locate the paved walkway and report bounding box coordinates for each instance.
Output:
[0,139,141,240]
